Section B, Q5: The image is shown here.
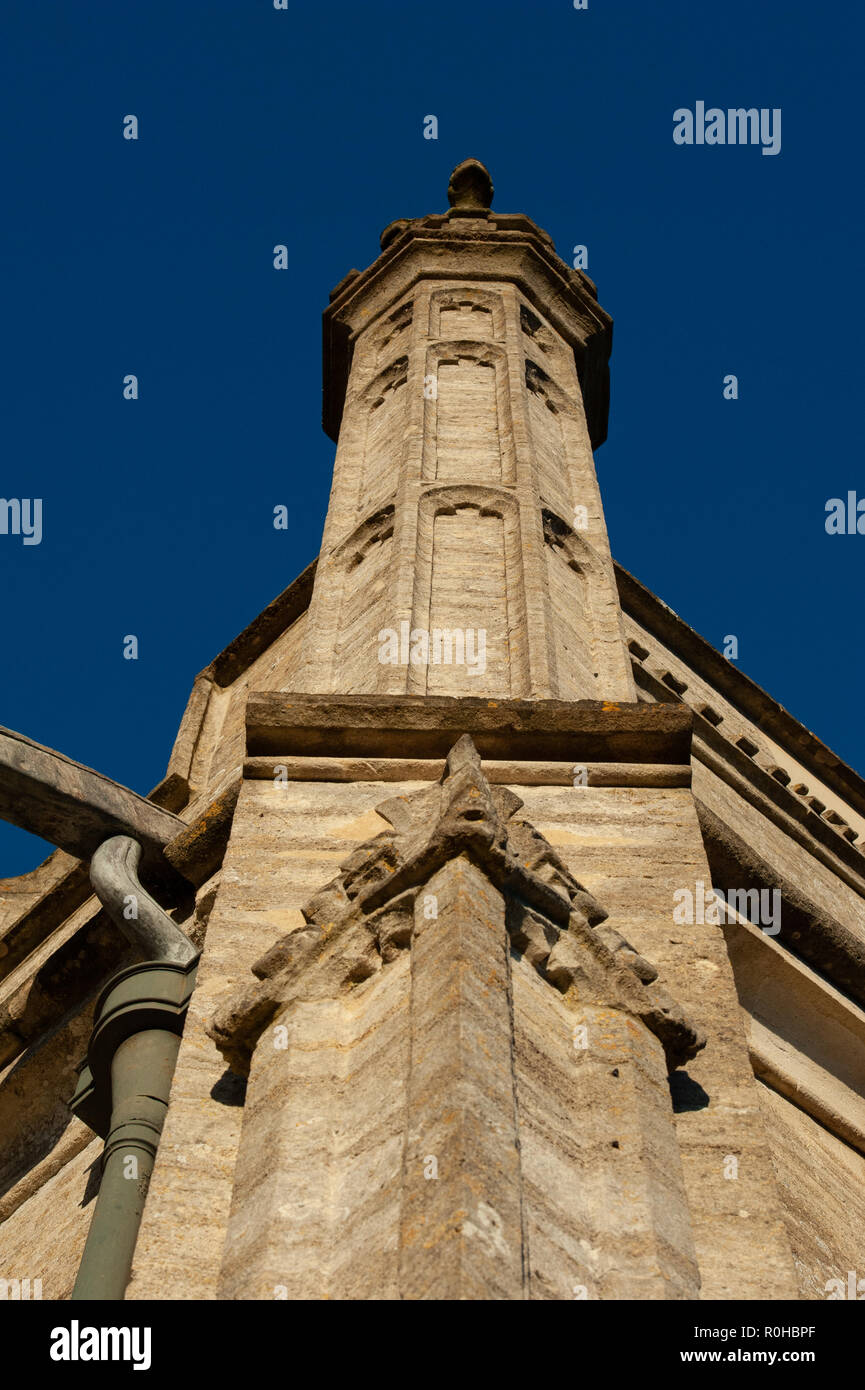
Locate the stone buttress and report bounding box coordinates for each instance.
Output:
[126,161,801,1301]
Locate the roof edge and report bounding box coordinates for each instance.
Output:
[615,561,865,821]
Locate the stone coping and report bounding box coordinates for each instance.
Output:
[245,693,694,764]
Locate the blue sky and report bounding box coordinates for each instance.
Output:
[1,0,862,874]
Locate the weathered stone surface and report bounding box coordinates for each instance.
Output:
[513,972,700,1299]
[754,1083,865,1300]
[210,737,701,1080]
[3,158,864,1306]
[0,1130,102,1300]
[518,780,800,1299]
[307,172,629,703]
[700,799,865,1008]
[212,739,701,1299]
[163,778,241,888]
[397,859,525,1300]
[618,561,865,829]
[725,912,865,1158]
[0,726,185,890]
[242,754,692,787]
[246,692,693,763]
[325,199,609,444]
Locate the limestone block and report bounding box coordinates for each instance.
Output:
[210,737,701,1300]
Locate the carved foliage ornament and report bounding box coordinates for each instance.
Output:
[208,735,704,1075]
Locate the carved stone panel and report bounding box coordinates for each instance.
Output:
[209,737,703,1299]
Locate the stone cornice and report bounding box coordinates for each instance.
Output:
[323,216,612,448]
[167,555,865,846]
[633,648,865,895]
[617,560,865,825]
[698,800,865,1008]
[245,692,694,764]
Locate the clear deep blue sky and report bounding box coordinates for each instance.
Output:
[1,1,862,874]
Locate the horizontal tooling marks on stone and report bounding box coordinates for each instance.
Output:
[418,335,515,489]
[216,780,406,913]
[429,285,505,341]
[218,958,412,1300]
[373,298,413,367]
[209,734,704,1298]
[426,508,510,698]
[439,301,494,338]
[517,783,713,955]
[125,1031,247,1299]
[405,485,530,700]
[540,509,634,701]
[544,544,596,700]
[243,756,690,787]
[127,787,302,1298]
[519,782,799,1299]
[398,860,524,1301]
[512,959,700,1300]
[126,817,286,1298]
[335,528,393,694]
[754,1083,865,1301]
[527,361,579,526]
[430,356,502,481]
[245,693,694,764]
[361,362,407,514]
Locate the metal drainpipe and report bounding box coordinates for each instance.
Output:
[70,835,199,1302]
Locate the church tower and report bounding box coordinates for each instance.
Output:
[3,161,865,1304]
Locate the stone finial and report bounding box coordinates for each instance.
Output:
[446,157,494,212]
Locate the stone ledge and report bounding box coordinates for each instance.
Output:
[633,660,865,895]
[245,694,694,764]
[619,560,865,823]
[242,755,691,787]
[700,799,865,1010]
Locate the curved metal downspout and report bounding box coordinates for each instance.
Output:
[70,836,199,1301]
[89,836,198,966]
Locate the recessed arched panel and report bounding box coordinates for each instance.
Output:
[422,343,515,485]
[429,286,505,341]
[374,298,413,367]
[526,360,573,523]
[357,357,409,516]
[410,485,529,698]
[541,508,604,698]
[332,508,395,694]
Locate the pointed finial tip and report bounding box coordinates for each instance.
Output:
[447,158,494,211]
[443,732,482,778]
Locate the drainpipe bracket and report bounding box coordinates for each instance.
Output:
[70,957,198,1138]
